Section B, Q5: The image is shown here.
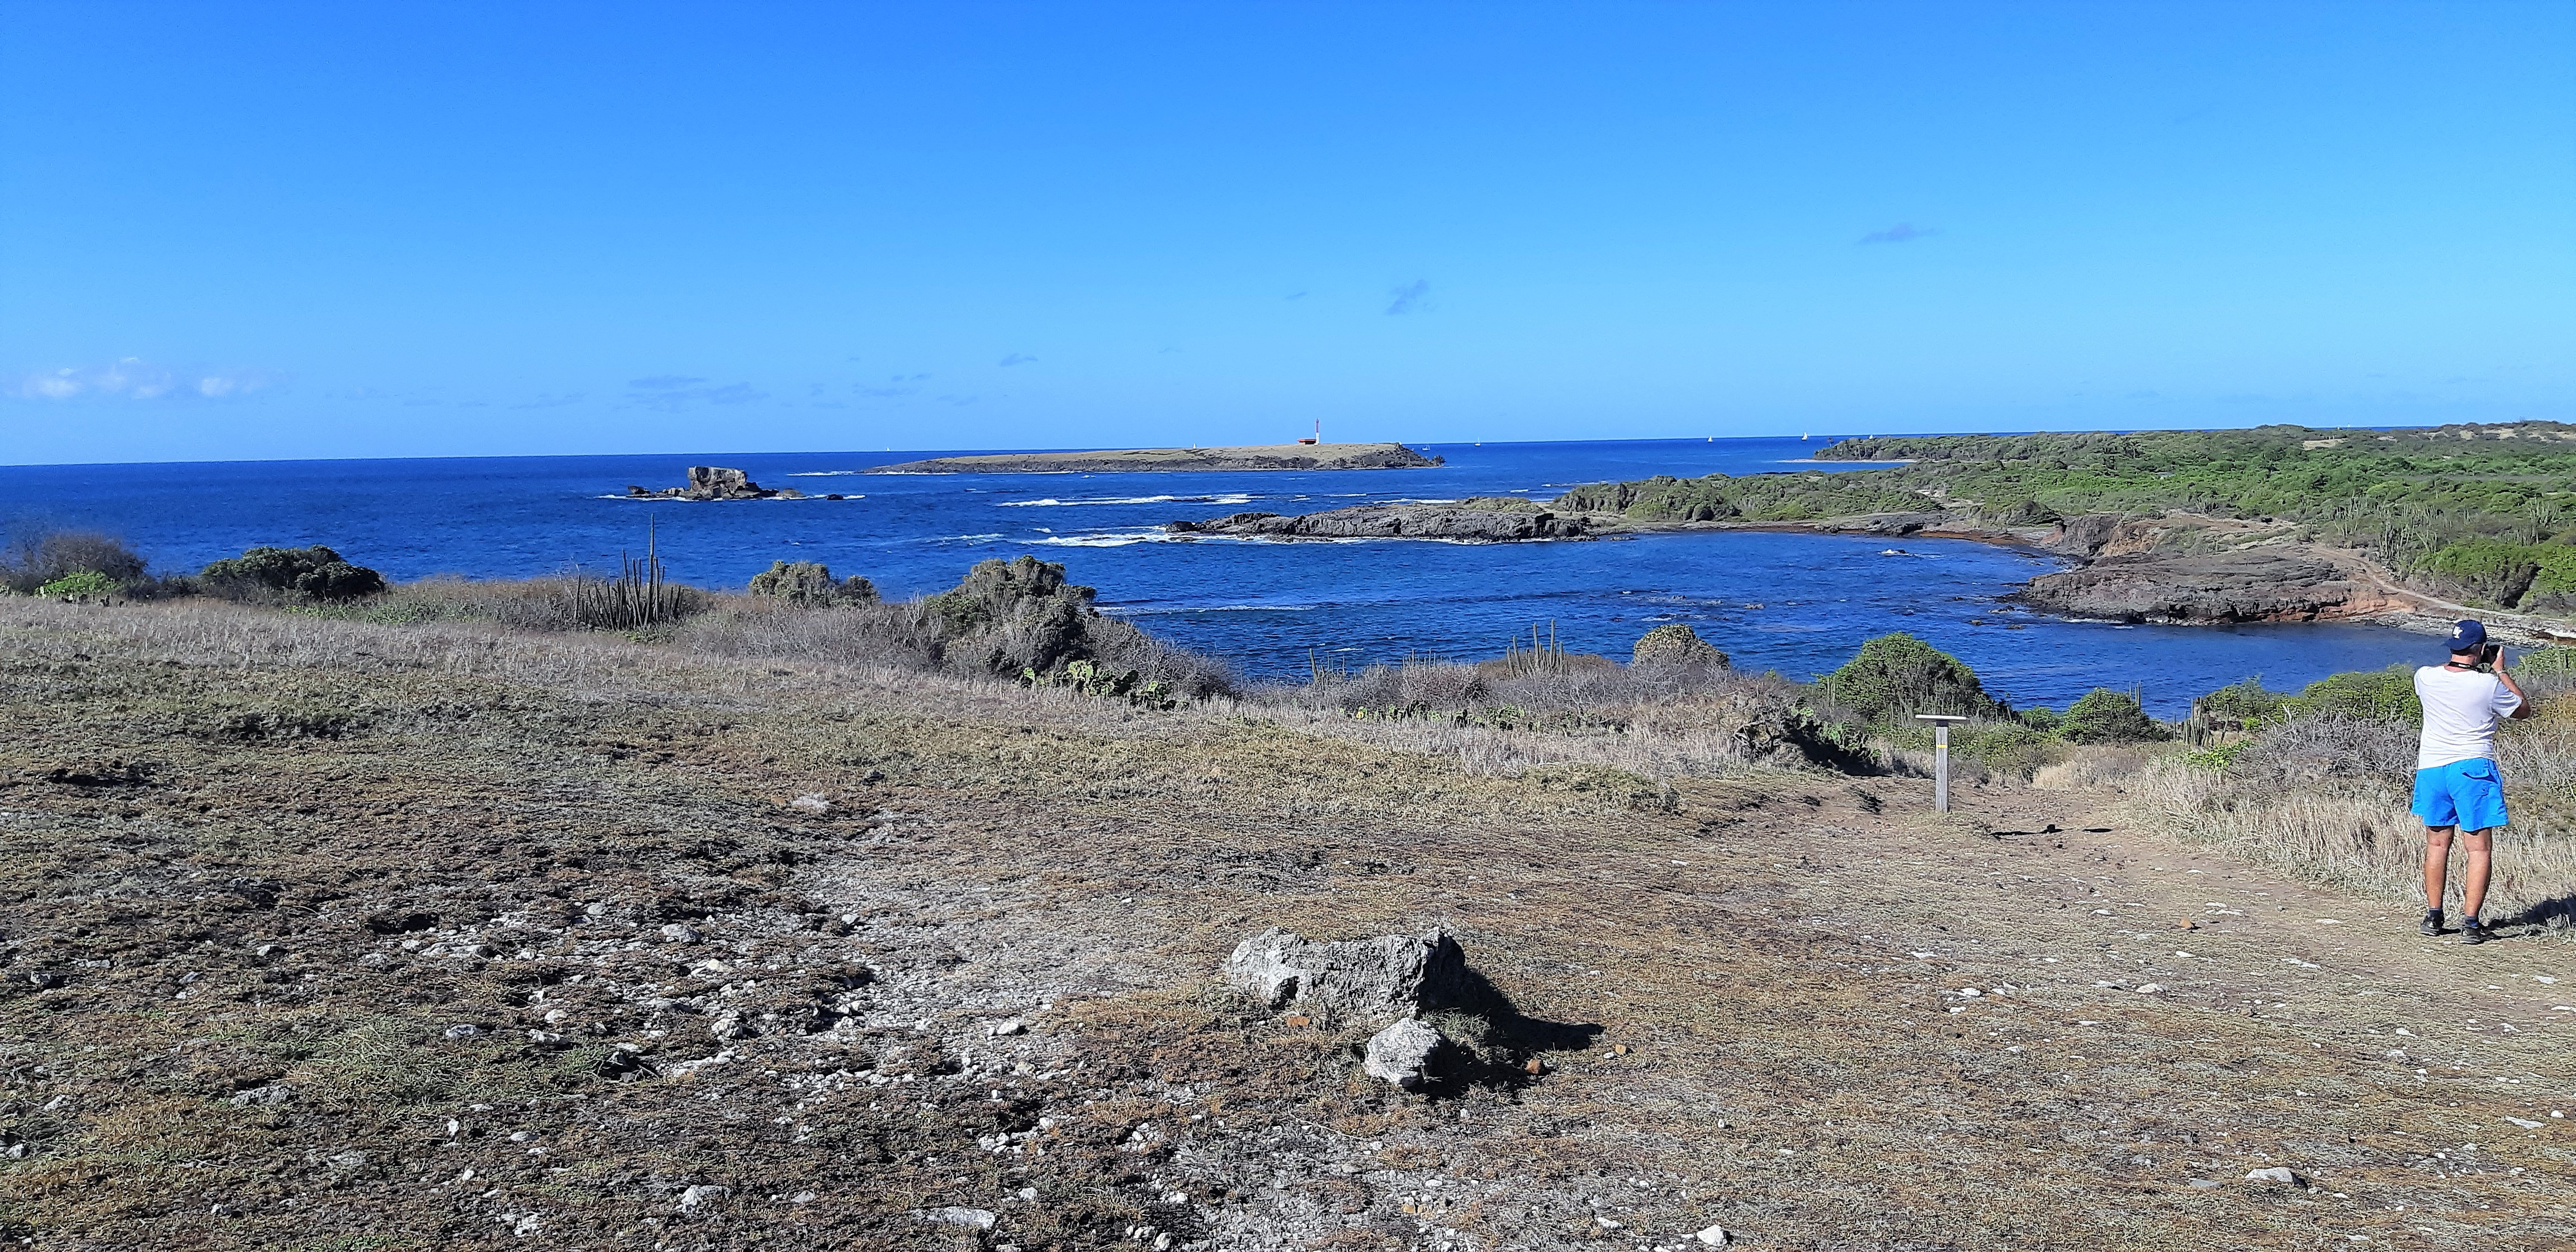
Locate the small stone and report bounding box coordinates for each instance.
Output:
[920,1206,997,1231]
[1694,1225,1730,1246]
[444,1024,484,1040]
[1363,1018,1446,1089]
[226,1083,295,1107]
[790,1191,817,1204]
[2175,919,2198,930]
[792,794,832,813]
[2187,1179,2219,1189]
[2135,984,2163,994]
[989,1018,1027,1037]
[659,923,702,944]
[676,1184,731,1214]
[2244,1166,2298,1184]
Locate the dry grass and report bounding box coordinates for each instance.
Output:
[2130,703,2576,931]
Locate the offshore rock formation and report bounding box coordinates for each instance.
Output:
[1171,501,1601,542]
[627,467,808,501]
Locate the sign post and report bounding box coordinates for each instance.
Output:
[1915,714,1971,812]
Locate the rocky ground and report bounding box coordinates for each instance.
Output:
[2,599,2570,1251]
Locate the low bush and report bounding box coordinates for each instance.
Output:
[1630,623,1729,669]
[37,570,120,599]
[746,560,877,605]
[2,530,149,595]
[2281,665,2421,723]
[2060,689,2166,744]
[1819,632,2007,725]
[200,545,386,603]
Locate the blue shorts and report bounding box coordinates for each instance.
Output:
[2413,758,2509,831]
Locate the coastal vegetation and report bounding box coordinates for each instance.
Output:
[1815,423,2576,610]
[1543,422,2576,614]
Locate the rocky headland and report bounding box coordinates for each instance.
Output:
[864,442,1443,474]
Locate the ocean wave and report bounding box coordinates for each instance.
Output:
[902,533,1006,544]
[785,470,868,477]
[1105,603,1319,615]
[998,493,1257,508]
[1033,528,1198,547]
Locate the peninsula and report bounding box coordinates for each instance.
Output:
[1171,422,2576,636]
[863,441,1442,473]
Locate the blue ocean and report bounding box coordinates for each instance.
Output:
[8,437,2435,715]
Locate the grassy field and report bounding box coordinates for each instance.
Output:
[3,598,2572,1250]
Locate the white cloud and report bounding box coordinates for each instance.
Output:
[12,357,281,402]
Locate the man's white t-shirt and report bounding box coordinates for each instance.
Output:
[2416,665,2521,769]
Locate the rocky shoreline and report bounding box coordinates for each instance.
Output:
[865,442,1443,474]
[1166,498,2515,634]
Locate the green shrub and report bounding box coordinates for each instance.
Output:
[1820,632,2006,724]
[746,560,877,605]
[2195,677,2289,728]
[2282,665,2421,723]
[2418,537,2541,608]
[37,570,119,598]
[2,530,148,595]
[200,546,386,603]
[1021,658,1176,709]
[2060,688,2166,743]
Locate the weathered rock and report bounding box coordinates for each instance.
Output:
[227,1083,295,1107]
[920,1206,998,1230]
[1172,502,1599,543]
[1223,927,1468,1027]
[1362,1017,1445,1089]
[1631,623,1729,668]
[659,923,702,944]
[1695,1225,1732,1246]
[2015,546,2403,624]
[676,1184,731,1214]
[1812,511,1947,537]
[2243,1166,2299,1185]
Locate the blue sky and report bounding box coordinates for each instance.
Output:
[3,2,2570,464]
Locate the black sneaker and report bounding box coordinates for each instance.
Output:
[2419,909,2444,937]
[2461,918,2490,946]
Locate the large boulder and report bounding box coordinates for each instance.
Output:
[1222,927,1467,1028]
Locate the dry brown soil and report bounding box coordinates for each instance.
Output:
[1,600,2568,1251]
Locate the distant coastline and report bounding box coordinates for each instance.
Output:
[862,442,1442,474]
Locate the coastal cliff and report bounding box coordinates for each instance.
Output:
[865,442,1442,474]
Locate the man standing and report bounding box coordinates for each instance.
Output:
[2414,619,2533,945]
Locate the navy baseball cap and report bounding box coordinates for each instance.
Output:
[2450,619,2488,651]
